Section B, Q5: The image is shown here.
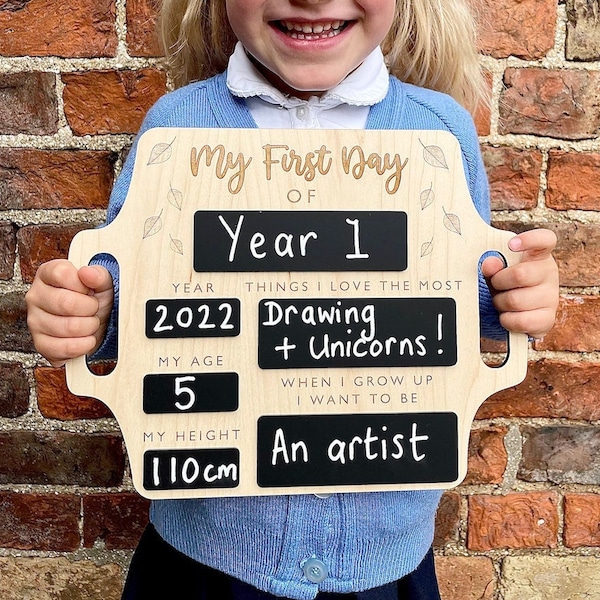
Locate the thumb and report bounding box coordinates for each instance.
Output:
[77,265,113,294]
[480,255,505,281]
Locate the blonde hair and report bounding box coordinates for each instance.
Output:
[159,0,487,113]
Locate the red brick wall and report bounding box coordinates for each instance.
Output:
[1,0,597,597]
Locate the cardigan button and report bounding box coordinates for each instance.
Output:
[302,558,328,583]
[296,105,308,120]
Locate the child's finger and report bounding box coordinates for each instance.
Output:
[33,332,99,368]
[508,229,557,260]
[498,307,557,338]
[485,259,550,293]
[30,312,101,340]
[78,265,113,294]
[28,284,100,318]
[36,259,91,294]
[490,284,552,314]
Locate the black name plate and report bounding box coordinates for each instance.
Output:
[145,298,241,338]
[194,211,407,272]
[257,413,458,487]
[143,373,239,414]
[143,448,240,490]
[258,297,457,369]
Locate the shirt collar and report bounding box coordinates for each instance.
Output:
[226,41,389,109]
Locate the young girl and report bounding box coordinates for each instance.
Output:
[26,0,559,598]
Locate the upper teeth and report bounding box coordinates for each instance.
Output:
[281,20,344,34]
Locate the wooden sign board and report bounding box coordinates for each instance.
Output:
[66,128,527,499]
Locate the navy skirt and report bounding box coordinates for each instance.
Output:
[122,525,441,600]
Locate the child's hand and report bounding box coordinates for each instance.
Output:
[26,260,114,367]
[481,229,559,339]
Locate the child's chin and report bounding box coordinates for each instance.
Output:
[281,74,346,97]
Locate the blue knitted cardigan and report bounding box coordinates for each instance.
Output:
[97,72,503,600]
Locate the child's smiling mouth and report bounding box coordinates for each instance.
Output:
[274,20,351,40]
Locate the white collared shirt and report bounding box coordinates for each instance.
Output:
[226,42,389,129]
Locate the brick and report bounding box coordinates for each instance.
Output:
[464,427,507,485]
[492,220,600,288]
[0,557,123,600]
[547,150,600,210]
[0,292,34,353]
[83,493,150,549]
[564,494,600,548]
[0,0,117,58]
[35,367,113,420]
[476,0,556,59]
[480,337,508,355]
[0,362,29,418]
[519,426,600,485]
[0,493,79,551]
[63,69,167,135]
[467,493,559,550]
[0,431,124,486]
[434,492,460,547]
[0,149,115,210]
[478,359,600,421]
[534,296,600,352]
[17,223,93,283]
[126,0,161,57]
[546,222,600,287]
[482,146,542,210]
[502,556,600,600]
[436,556,495,600]
[0,221,16,279]
[566,0,600,61]
[0,72,58,135]
[499,68,600,139]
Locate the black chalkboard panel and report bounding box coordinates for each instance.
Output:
[194,211,407,272]
[258,297,457,369]
[143,372,239,414]
[257,413,458,487]
[145,298,241,338]
[143,448,240,490]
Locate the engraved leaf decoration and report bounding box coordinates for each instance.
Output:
[442,207,461,235]
[420,183,435,209]
[421,239,434,257]
[143,209,163,239]
[167,183,183,211]
[420,139,448,170]
[147,138,176,166]
[169,234,184,255]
